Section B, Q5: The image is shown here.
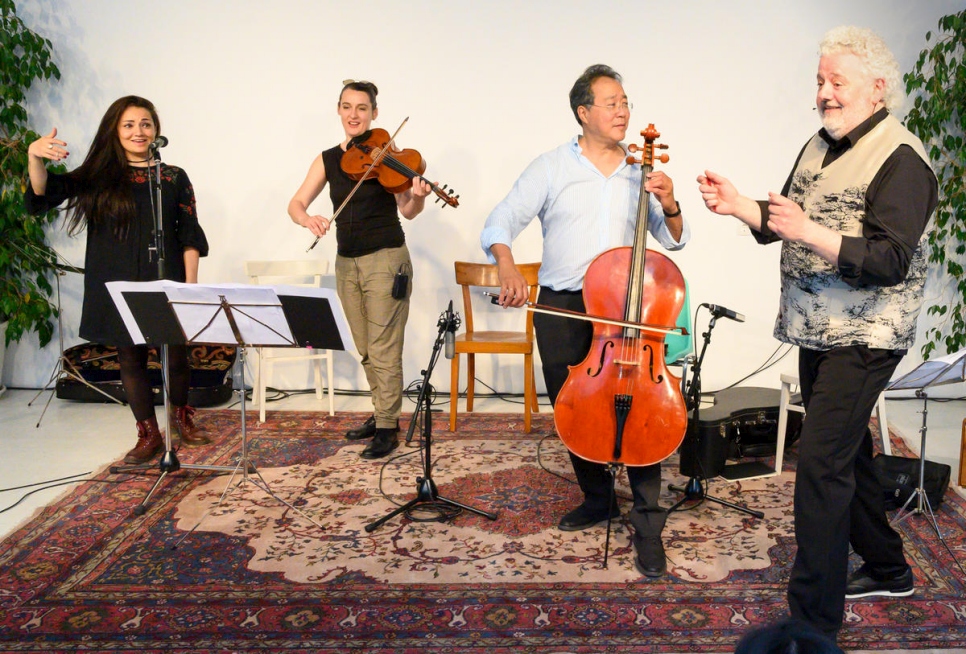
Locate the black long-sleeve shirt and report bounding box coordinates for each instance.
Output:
[756,109,938,289]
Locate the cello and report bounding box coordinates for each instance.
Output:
[553,124,688,467]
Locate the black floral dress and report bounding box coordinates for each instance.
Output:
[25,165,209,345]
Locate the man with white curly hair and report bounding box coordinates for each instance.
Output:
[696,26,938,640]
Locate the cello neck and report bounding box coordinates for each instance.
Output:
[623,123,669,331]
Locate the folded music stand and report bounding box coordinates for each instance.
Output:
[28,260,125,425]
[106,281,352,536]
[886,349,966,539]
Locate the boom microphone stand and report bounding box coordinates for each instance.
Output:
[366,302,498,532]
[667,312,763,518]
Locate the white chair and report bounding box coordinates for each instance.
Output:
[775,373,891,475]
[244,260,335,422]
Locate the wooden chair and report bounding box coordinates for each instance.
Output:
[450,261,541,433]
[244,260,335,422]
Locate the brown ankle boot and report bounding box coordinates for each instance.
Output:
[170,405,211,447]
[124,417,164,464]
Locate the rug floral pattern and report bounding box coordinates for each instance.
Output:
[173,431,791,585]
[1,410,964,653]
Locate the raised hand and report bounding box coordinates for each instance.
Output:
[28,127,69,162]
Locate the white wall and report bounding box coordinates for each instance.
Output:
[7,0,963,397]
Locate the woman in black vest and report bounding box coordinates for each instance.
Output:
[288,80,432,459]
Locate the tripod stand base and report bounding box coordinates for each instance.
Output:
[667,478,764,519]
[891,488,944,535]
[110,449,242,515]
[365,476,498,533]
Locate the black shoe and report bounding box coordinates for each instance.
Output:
[360,428,400,459]
[346,416,377,441]
[845,564,914,599]
[557,503,621,531]
[634,535,667,579]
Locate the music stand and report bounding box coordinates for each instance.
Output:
[885,349,966,538]
[7,238,124,423]
[106,280,352,534]
[27,260,124,426]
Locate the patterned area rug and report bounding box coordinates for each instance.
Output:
[1,410,964,653]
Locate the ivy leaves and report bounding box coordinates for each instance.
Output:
[0,0,62,347]
[903,10,966,359]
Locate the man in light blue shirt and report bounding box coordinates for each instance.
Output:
[481,64,690,578]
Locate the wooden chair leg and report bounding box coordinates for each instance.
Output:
[466,354,476,412]
[450,354,460,431]
[523,352,533,434]
[530,357,540,415]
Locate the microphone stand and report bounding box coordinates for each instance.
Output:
[110,146,228,514]
[667,313,763,518]
[366,303,498,532]
[146,147,180,474]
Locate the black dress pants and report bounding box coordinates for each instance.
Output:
[533,287,666,540]
[788,345,908,637]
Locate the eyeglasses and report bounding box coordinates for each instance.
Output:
[587,101,633,113]
[342,78,373,87]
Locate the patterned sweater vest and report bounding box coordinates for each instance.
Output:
[777,114,934,350]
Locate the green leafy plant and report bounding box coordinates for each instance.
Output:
[903,10,966,359]
[0,0,62,347]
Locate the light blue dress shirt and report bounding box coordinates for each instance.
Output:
[480,136,691,292]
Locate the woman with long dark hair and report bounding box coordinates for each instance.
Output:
[26,95,211,464]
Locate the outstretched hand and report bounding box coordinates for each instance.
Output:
[696,170,738,215]
[28,128,69,162]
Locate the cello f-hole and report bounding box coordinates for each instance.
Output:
[588,340,614,377]
[642,344,664,384]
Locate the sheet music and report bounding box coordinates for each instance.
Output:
[107,280,354,350]
[887,349,966,391]
[107,281,293,346]
[165,283,293,345]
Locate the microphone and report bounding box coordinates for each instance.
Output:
[439,300,461,359]
[445,329,455,359]
[149,136,169,151]
[702,303,745,323]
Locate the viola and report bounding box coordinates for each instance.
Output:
[306,119,460,251]
[552,124,688,467]
[341,128,459,207]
